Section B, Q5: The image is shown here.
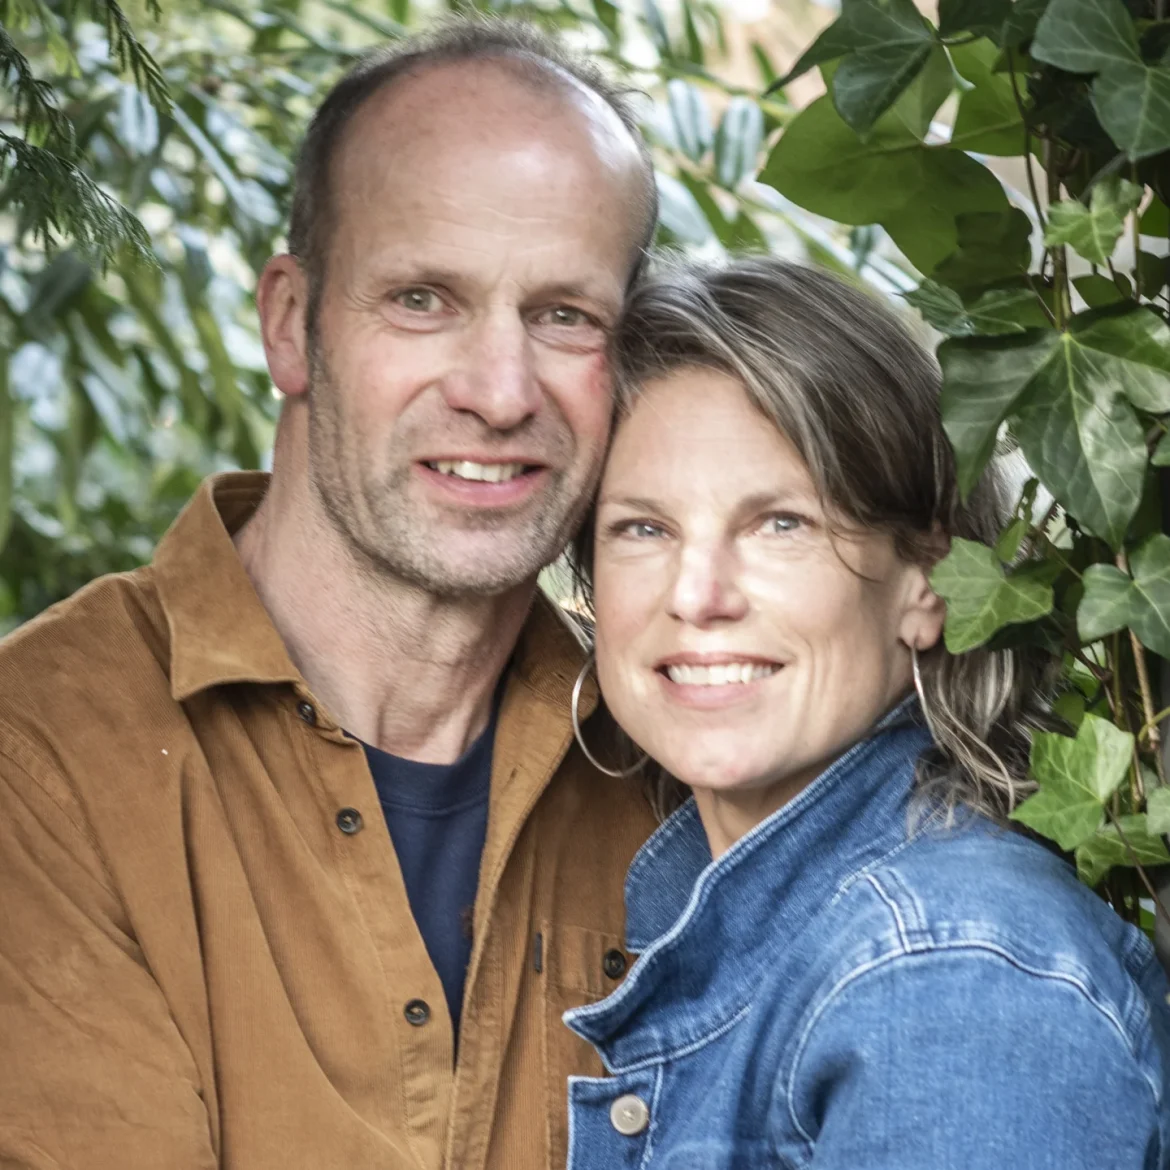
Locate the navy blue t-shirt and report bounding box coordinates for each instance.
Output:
[360,705,497,1043]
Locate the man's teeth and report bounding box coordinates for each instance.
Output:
[665,663,779,686]
[429,460,527,483]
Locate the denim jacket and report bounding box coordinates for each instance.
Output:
[564,715,1170,1169]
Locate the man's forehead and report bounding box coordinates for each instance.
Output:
[333,57,643,205]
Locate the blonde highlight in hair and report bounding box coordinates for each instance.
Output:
[570,256,1055,823]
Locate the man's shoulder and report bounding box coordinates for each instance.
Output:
[0,564,172,761]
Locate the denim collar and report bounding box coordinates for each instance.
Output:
[565,702,933,1071]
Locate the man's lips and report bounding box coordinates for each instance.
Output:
[419,457,546,485]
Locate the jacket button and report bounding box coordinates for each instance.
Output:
[609,1093,650,1136]
[296,701,317,726]
[335,808,363,835]
[404,999,431,1026]
[603,949,627,979]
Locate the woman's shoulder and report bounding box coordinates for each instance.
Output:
[802,816,1169,1063]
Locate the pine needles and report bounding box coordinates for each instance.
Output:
[0,0,169,267]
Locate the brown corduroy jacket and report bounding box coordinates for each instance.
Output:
[0,472,658,1170]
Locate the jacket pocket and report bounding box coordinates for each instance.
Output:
[539,921,633,1168]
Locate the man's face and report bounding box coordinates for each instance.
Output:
[302,64,645,596]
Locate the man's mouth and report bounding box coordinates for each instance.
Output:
[422,460,537,484]
[660,662,781,687]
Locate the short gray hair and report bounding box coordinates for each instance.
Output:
[570,256,1055,822]
[287,16,658,317]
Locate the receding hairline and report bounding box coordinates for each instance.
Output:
[289,36,658,295]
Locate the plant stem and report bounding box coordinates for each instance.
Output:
[1140,705,1170,745]
[1105,806,1170,923]
[1046,148,1070,328]
[1006,49,1047,235]
[1117,549,1166,788]
[1133,166,1143,302]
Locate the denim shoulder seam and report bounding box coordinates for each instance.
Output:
[784,932,1162,1151]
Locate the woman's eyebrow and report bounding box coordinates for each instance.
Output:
[597,495,665,512]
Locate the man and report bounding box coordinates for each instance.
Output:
[0,20,660,1170]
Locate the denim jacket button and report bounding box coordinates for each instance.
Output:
[609,1093,650,1136]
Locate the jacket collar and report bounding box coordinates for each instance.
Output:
[565,705,931,1071]
[153,472,302,701]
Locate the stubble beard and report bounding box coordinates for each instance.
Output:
[304,350,599,599]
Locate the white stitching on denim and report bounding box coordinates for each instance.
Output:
[784,940,1161,1151]
[609,1002,753,1076]
[638,1064,665,1169]
[864,873,910,952]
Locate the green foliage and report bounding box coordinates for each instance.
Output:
[764,0,1170,917]
[929,536,1054,653]
[1011,714,1131,850]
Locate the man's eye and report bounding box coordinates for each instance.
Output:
[393,288,443,313]
[540,306,594,328]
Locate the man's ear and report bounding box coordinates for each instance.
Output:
[257,254,311,398]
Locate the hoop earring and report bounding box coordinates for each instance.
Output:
[571,655,649,779]
[910,644,938,741]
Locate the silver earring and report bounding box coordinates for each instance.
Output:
[571,655,649,779]
[910,645,938,741]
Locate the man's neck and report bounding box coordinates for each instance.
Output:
[234,474,535,764]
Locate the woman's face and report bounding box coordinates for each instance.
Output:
[592,368,944,847]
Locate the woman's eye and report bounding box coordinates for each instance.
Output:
[393,288,443,313]
[616,520,665,539]
[761,513,803,535]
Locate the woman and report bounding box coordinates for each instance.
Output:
[563,258,1170,1168]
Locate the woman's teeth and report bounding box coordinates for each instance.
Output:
[665,663,779,686]
[428,460,527,483]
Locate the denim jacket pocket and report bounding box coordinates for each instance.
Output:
[540,921,633,1167]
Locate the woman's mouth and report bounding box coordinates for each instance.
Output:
[660,662,780,687]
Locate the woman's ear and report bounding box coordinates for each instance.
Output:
[899,528,950,652]
[899,565,947,653]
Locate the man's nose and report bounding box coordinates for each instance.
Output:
[667,541,749,628]
[441,312,542,431]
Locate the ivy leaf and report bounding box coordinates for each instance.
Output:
[1002,0,1051,50]
[1073,273,1132,307]
[1077,533,1170,657]
[1092,64,1170,162]
[771,0,937,135]
[1071,307,1170,413]
[949,39,1027,155]
[1030,0,1141,75]
[831,0,939,136]
[931,208,1033,294]
[888,42,955,140]
[1042,177,1143,266]
[760,96,1010,275]
[1075,814,1170,886]
[1147,788,1170,835]
[938,0,1012,39]
[905,281,1034,337]
[1013,335,1147,550]
[939,330,1059,497]
[930,537,1055,653]
[1011,715,1133,852]
[1154,432,1170,467]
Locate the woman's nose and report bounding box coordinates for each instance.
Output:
[667,543,748,627]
